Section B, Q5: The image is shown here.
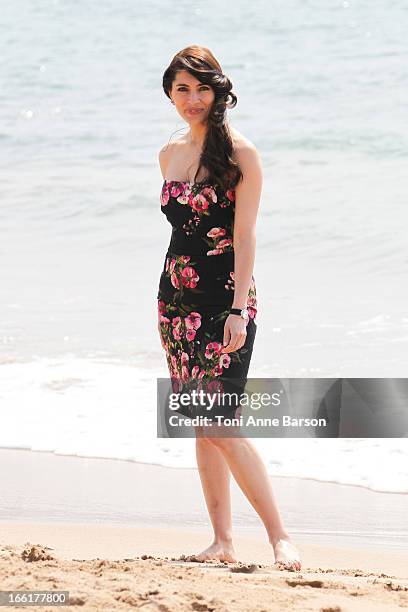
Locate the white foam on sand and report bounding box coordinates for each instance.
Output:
[1,356,407,494]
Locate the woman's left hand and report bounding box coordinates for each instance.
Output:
[221,314,248,353]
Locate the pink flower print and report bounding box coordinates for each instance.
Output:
[160,186,170,206]
[248,307,257,319]
[169,259,176,274]
[186,329,196,341]
[191,365,200,379]
[246,276,257,319]
[247,295,257,319]
[202,186,217,203]
[207,227,226,239]
[172,317,182,340]
[205,341,223,359]
[158,300,166,315]
[181,366,190,381]
[185,312,202,331]
[217,238,233,249]
[181,352,189,366]
[171,377,183,392]
[198,370,206,379]
[181,266,199,289]
[226,189,235,201]
[207,229,233,256]
[220,353,231,369]
[172,327,182,341]
[170,184,184,198]
[225,270,235,290]
[206,379,223,394]
[159,315,170,324]
[179,255,191,263]
[170,271,180,289]
[185,312,201,342]
[170,357,179,378]
[184,312,201,342]
[177,194,190,205]
[191,194,209,213]
[212,365,223,377]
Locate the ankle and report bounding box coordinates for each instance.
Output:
[213,534,233,545]
[269,531,291,547]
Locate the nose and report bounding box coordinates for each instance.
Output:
[188,91,201,104]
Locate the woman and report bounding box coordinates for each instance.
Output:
[157,45,301,571]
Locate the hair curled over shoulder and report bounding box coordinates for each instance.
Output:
[162,45,242,191]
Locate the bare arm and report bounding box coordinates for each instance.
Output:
[157,145,171,349]
[231,144,262,308]
[222,143,262,353]
[158,145,170,180]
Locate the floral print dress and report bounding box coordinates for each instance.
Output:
[157,179,257,419]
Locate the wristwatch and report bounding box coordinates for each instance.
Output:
[230,307,249,320]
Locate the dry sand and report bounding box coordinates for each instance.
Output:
[1,526,408,611]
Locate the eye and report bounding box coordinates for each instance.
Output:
[177,86,210,91]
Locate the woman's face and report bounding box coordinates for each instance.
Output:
[170,70,215,124]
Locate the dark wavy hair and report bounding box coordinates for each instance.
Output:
[162,45,243,191]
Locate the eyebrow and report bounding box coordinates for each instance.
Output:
[174,83,208,87]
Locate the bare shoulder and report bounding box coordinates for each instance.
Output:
[229,127,262,177]
[158,135,186,177]
[229,126,256,149]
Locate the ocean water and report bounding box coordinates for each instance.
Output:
[1,1,407,493]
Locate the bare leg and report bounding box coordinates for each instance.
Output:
[205,427,301,571]
[191,429,237,562]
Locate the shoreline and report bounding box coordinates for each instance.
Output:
[2,445,408,496]
[1,448,407,551]
[1,521,407,578]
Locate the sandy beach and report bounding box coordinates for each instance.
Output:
[1,525,408,611]
[0,449,407,610]
[2,0,408,608]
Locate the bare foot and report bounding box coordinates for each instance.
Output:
[187,540,237,563]
[273,538,302,571]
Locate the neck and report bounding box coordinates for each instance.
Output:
[188,124,207,147]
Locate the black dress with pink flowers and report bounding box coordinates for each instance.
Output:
[157,179,258,420]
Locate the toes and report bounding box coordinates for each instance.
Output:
[274,559,301,572]
[186,554,206,562]
[274,560,287,570]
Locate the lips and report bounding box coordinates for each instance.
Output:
[187,109,204,114]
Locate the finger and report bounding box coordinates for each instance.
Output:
[231,335,241,352]
[223,325,231,351]
[222,340,235,353]
[224,334,239,353]
[233,331,247,352]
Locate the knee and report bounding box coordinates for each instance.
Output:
[196,434,213,445]
[195,425,215,444]
[210,436,241,453]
